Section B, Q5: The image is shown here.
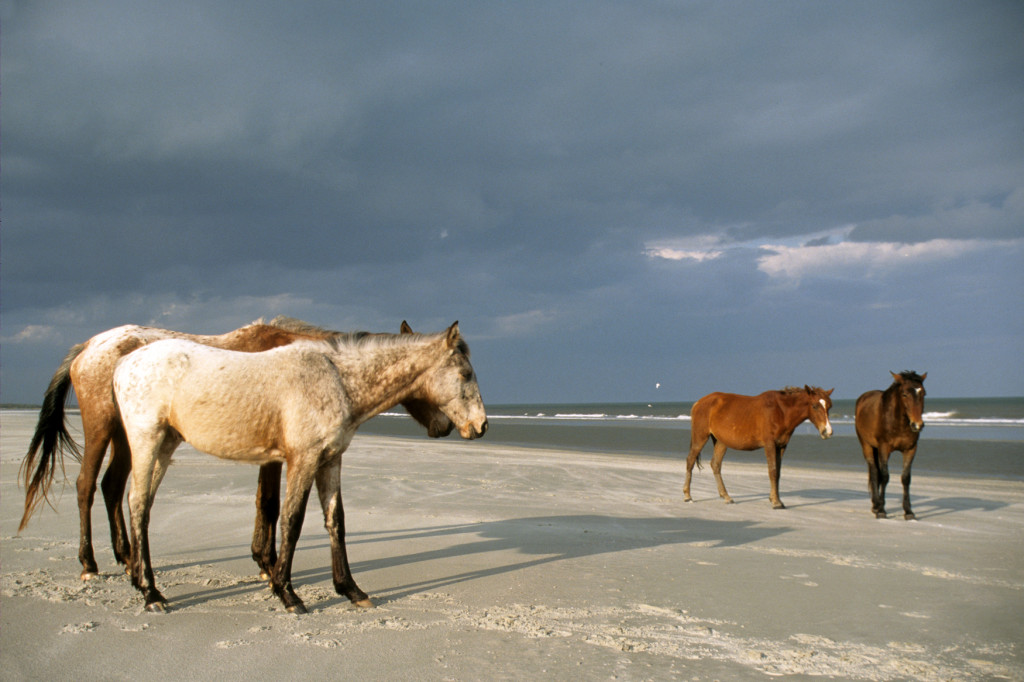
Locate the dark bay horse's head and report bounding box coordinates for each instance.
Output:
[890,371,927,432]
[418,322,488,440]
[804,386,835,439]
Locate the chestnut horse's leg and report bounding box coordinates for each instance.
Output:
[100,425,134,569]
[270,461,315,614]
[900,446,918,520]
[766,444,786,509]
[683,432,710,503]
[315,461,372,607]
[251,462,282,580]
[709,439,733,504]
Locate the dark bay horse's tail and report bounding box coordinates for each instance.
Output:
[18,343,85,532]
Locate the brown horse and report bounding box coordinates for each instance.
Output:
[684,386,835,509]
[854,371,927,520]
[18,317,451,581]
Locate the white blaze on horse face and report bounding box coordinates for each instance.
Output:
[818,398,834,438]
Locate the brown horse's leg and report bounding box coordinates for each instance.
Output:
[101,425,133,569]
[316,462,371,607]
[710,440,733,503]
[271,464,314,614]
[75,414,113,580]
[251,462,282,579]
[900,447,917,520]
[766,444,785,509]
[683,433,709,503]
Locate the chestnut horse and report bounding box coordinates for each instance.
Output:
[112,323,487,613]
[854,371,927,519]
[684,386,834,509]
[18,317,452,581]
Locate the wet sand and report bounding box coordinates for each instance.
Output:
[2,411,1022,680]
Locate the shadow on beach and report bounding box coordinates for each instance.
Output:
[166,514,791,610]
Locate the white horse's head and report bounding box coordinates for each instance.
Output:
[420,323,488,440]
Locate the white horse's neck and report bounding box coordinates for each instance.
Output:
[326,335,443,427]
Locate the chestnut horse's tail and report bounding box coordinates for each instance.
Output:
[18,343,85,532]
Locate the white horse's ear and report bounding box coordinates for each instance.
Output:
[445,322,461,349]
[400,321,413,334]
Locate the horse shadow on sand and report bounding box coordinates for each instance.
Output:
[167,514,792,611]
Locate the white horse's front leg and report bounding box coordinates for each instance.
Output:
[271,461,316,613]
[316,459,372,607]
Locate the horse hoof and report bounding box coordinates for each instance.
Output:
[352,598,374,609]
[259,570,272,581]
[80,571,99,582]
[875,512,888,519]
[145,601,168,613]
[905,513,917,521]
[286,604,308,615]
[773,503,786,510]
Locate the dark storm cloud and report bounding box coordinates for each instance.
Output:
[2,0,1022,403]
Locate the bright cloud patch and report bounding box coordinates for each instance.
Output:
[756,238,1011,280]
[644,246,724,262]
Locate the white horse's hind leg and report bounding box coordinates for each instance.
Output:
[126,431,179,612]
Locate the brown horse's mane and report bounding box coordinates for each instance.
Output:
[894,370,926,384]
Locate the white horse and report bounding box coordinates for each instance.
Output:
[113,322,487,613]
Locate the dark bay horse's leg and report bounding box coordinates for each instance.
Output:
[270,463,314,614]
[683,433,710,503]
[100,425,134,569]
[875,449,892,519]
[900,447,917,520]
[859,441,886,518]
[252,462,282,579]
[315,462,371,607]
[709,440,733,504]
[766,444,785,509]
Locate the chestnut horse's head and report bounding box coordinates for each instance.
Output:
[890,371,927,433]
[805,386,835,439]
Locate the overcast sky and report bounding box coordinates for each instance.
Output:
[2,1,1023,405]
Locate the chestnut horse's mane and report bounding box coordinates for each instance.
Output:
[781,385,828,395]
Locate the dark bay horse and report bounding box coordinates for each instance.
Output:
[854,371,927,519]
[113,323,487,613]
[684,386,834,509]
[18,317,452,581]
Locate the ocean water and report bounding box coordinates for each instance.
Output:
[363,397,1024,480]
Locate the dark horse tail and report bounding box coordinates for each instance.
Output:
[18,343,85,532]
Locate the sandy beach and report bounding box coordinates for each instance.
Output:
[2,410,1022,681]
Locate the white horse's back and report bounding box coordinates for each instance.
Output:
[114,339,347,463]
